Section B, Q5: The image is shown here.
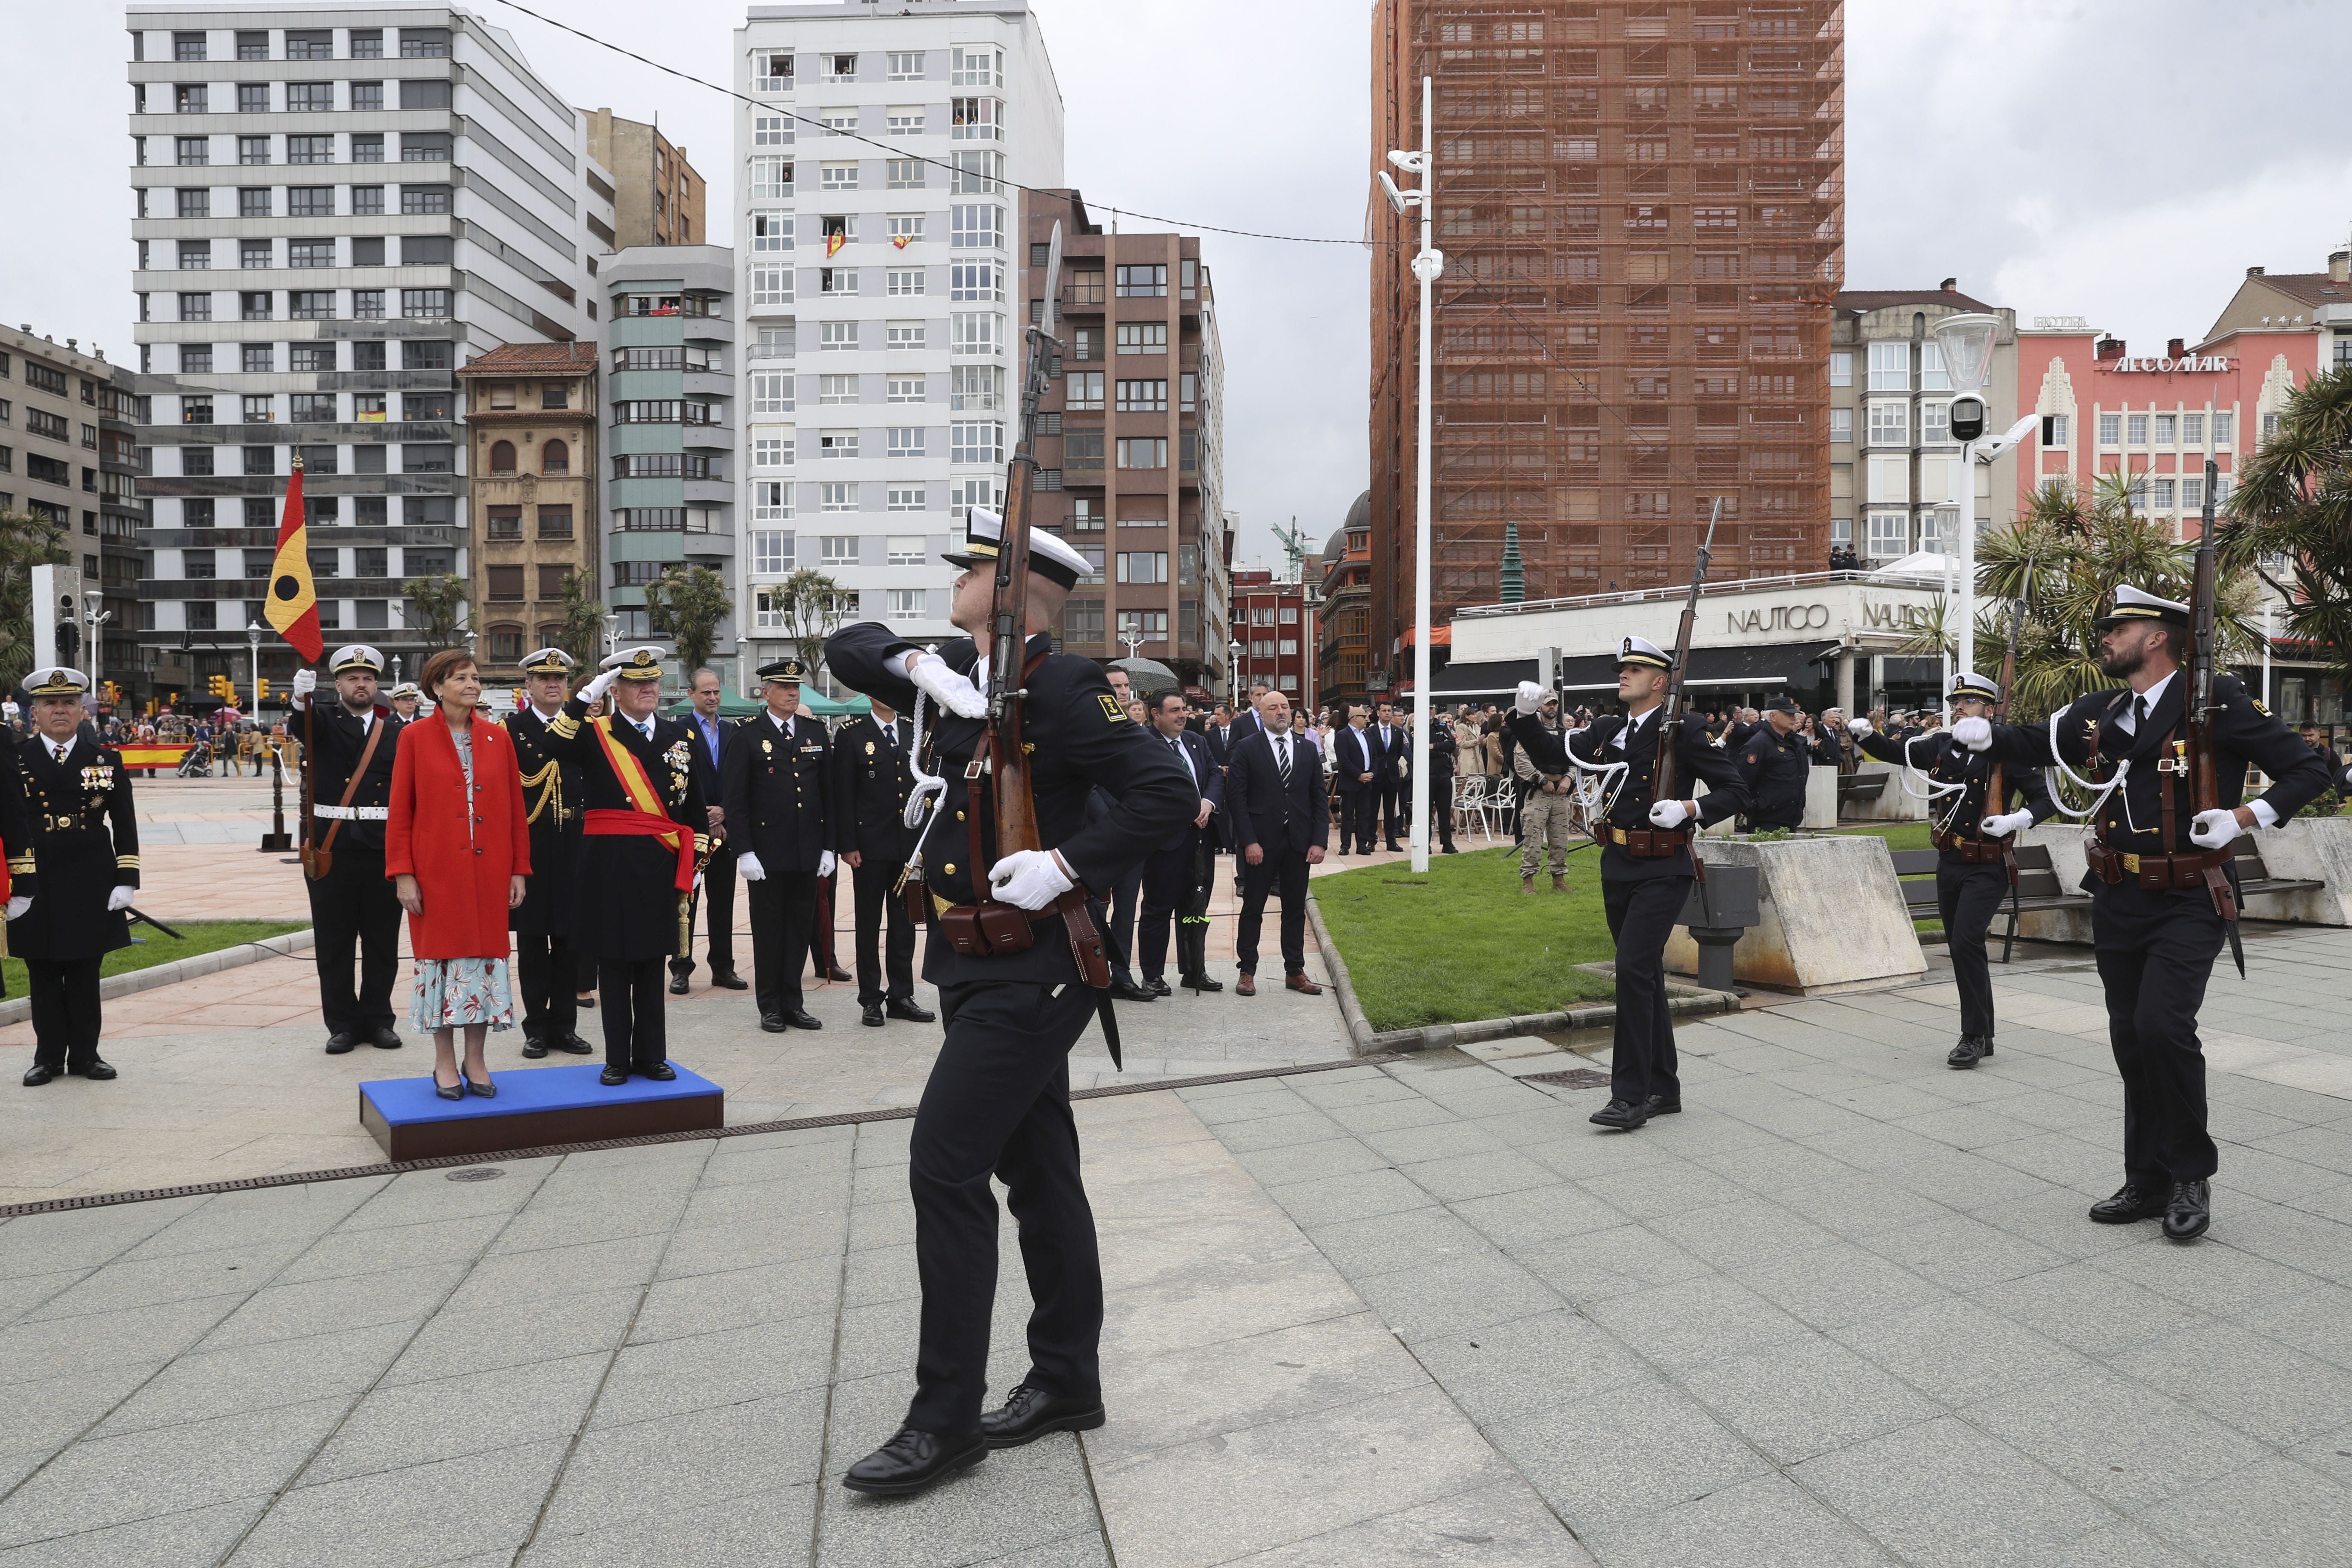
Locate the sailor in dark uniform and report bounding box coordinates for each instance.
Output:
[386,682,423,724]
[288,643,406,1053]
[9,668,128,1085]
[1849,671,2057,1069]
[543,646,710,1085]
[1963,585,2329,1239]
[1510,636,1753,1130]
[831,695,935,1028]
[1736,695,1814,831]
[825,510,1194,1497]
[505,647,594,1058]
[722,657,834,1033]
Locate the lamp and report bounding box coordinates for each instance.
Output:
[1928,311,2003,706]
[1933,312,1999,393]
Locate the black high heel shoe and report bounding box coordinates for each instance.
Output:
[465,1069,496,1099]
[433,1069,465,1102]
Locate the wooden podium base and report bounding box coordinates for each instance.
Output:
[360,1062,723,1161]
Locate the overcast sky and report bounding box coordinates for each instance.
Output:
[8,0,2350,576]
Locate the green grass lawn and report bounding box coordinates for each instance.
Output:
[2,919,306,999]
[1313,846,1619,1032]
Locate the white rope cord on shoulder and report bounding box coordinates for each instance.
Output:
[2040,708,2132,822]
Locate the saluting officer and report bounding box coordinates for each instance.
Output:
[825,511,1194,1497]
[832,694,935,1029]
[723,657,835,1033]
[9,668,130,1086]
[544,647,710,1085]
[1736,695,1813,831]
[1511,636,1752,1130]
[1849,671,2057,1069]
[288,645,407,1054]
[505,647,594,1058]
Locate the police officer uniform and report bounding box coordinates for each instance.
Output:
[1510,637,1752,1129]
[825,511,1194,1494]
[505,647,593,1057]
[831,703,934,1027]
[722,658,834,1032]
[1736,696,1813,831]
[297,644,406,1053]
[543,646,709,1084]
[10,668,129,1085]
[1974,586,2329,1238]
[1853,671,2057,1068]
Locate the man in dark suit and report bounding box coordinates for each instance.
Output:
[1136,689,1223,993]
[9,668,126,1085]
[287,643,406,1054]
[1372,703,1409,850]
[673,667,747,994]
[1223,691,1326,996]
[723,658,833,1032]
[1228,683,1269,749]
[1425,710,1458,853]
[505,647,593,1057]
[832,695,935,1028]
[1332,704,1380,854]
[1204,703,1238,772]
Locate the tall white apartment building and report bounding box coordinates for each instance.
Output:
[734,0,1063,682]
[128,5,608,700]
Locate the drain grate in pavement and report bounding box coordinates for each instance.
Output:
[1518,1067,1613,1090]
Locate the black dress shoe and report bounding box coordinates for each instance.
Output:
[600,1066,631,1087]
[1180,974,1225,993]
[2164,1179,2211,1241]
[760,1013,788,1033]
[980,1383,1107,1449]
[668,972,691,996]
[324,1031,359,1056]
[2088,1184,2170,1224]
[640,1063,677,1082]
[1645,1094,1682,1115]
[78,1059,117,1081]
[1109,979,1155,1003]
[21,1063,58,1087]
[1947,1035,1989,1070]
[1145,976,1171,998]
[371,1028,403,1050]
[827,965,856,984]
[862,1002,885,1027]
[710,970,750,991]
[886,998,936,1023]
[784,1010,823,1030]
[1589,1098,1651,1131]
[841,1427,986,1496]
[1385,841,1405,852]
[520,1035,550,1060]
[553,1034,595,1055]
[1441,845,1459,854]
[576,995,596,1010]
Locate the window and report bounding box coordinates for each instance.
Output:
[819,374,858,406]
[752,431,793,469]
[242,343,274,373]
[750,262,793,308]
[751,526,793,572]
[1115,264,1167,298]
[889,51,924,80]
[887,159,924,190]
[289,239,334,269]
[951,420,1003,466]
[819,432,858,461]
[951,150,1002,195]
[1917,454,1956,505]
[286,83,334,113]
[888,109,925,137]
[353,290,384,318]
[2214,413,2233,445]
[2041,413,2069,448]
[950,365,1001,412]
[951,313,1001,358]
[883,376,925,406]
[1115,380,1167,413]
[2098,412,2121,446]
[886,588,927,621]
[239,84,270,113]
[400,289,449,318]
[949,205,1004,252]
[177,187,210,219]
[1063,429,1103,472]
[242,395,275,423]
[291,394,335,422]
[887,488,925,513]
[820,322,858,352]
[748,156,793,199]
[888,269,925,298]
[753,114,789,149]
[175,85,209,114]
[2153,478,2176,511]
[400,132,452,162]
[750,372,793,414]
[753,53,794,93]
[2181,475,2203,510]
[1117,438,1167,470]
[489,441,517,475]
[181,396,214,423]
[2214,474,2233,505]
[1829,351,1852,388]
[821,162,858,192]
[951,97,1001,141]
[1116,551,1168,584]
[2127,413,2149,445]
[541,440,569,476]
[2154,413,2176,446]
[1918,343,1950,392]
[887,426,924,459]
[352,135,383,164]
[821,110,857,135]
[1865,454,1908,503]
[886,321,925,350]
[1115,610,1169,638]
[888,213,925,245]
[239,136,271,165]
[1865,512,1910,559]
[820,267,858,296]
[174,31,207,61]
[2183,413,2203,445]
[177,136,210,166]
[1116,323,1167,355]
[1919,401,1950,445]
[821,534,859,565]
[1828,407,1853,442]
[352,30,383,59]
[610,562,662,588]
[242,236,278,269]
[1867,342,1909,391]
[952,46,1001,87]
[949,261,1000,303]
[1066,371,1104,410]
[486,505,523,539]
[179,240,212,270]
[2263,412,2281,442]
[401,184,451,214]
[351,186,384,214]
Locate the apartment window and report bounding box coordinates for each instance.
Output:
[951,420,1003,466]
[401,29,452,58]
[750,263,793,309]
[879,376,923,407]
[239,136,271,165]
[889,51,924,80]
[352,30,384,59]
[1917,343,1950,392]
[1116,551,1168,584]
[1867,342,1909,391]
[1919,401,1950,445]
[943,261,997,304]
[174,31,207,61]
[2152,478,2176,511]
[239,84,270,114]
[1116,323,1167,355]
[1071,499,1102,532]
[820,534,859,565]
[1864,454,1908,504]
[1066,371,1104,411]
[819,374,858,406]
[286,83,334,113]
[945,201,1007,251]
[175,85,209,114]
[2214,412,2233,444]
[752,432,792,469]
[951,98,1001,141]
[2041,413,2069,448]
[2154,413,2176,446]
[886,321,925,350]
[241,395,274,423]
[291,393,335,422]
[819,431,858,460]
[181,396,214,423]
[820,268,858,296]
[610,562,661,588]
[887,427,924,459]
[949,365,1001,412]
[345,80,383,113]
[951,313,1001,358]
[176,187,210,219]
[353,290,384,318]
[178,240,212,271]
[750,372,793,414]
[1115,264,1168,298]
[1865,512,1910,560]
[750,211,793,261]
[2181,475,2204,510]
[753,53,794,93]
[1828,407,1853,443]
[176,136,210,166]
[749,478,794,537]
[2183,413,2204,445]
[401,132,453,163]
[819,322,858,352]
[1115,380,1167,413]
[286,30,331,60]
[1828,350,1852,387]
[821,111,857,135]
[752,115,789,152]
[887,488,925,513]
[951,46,1001,88]
[2098,412,2121,446]
[351,186,384,215]
[2127,413,2149,445]
[888,109,925,137]
[289,239,334,269]
[288,185,333,216]
[349,134,383,165]
[239,292,273,321]
[821,162,858,192]
[2263,412,2281,441]
[748,157,793,199]
[1117,438,1168,470]
[885,270,925,303]
[401,185,450,214]
[885,588,927,622]
[486,505,523,540]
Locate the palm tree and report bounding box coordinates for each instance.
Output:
[0,509,71,692]
[2227,362,2352,683]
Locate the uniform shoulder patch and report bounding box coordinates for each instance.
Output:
[2251,697,2272,717]
[1098,694,1128,723]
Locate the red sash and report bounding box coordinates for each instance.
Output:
[585,718,695,891]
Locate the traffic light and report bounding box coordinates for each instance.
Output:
[256,677,272,703]
[207,674,233,702]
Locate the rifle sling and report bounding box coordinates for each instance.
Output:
[307,708,386,879]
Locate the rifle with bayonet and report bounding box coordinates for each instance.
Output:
[1991,560,2030,959]
[2188,456,2245,977]
[1652,498,1722,819]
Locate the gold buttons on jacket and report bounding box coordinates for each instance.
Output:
[943,863,957,875]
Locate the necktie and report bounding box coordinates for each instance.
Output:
[638,720,654,741]
[883,722,897,750]
[1275,736,1292,783]
[2132,695,2147,732]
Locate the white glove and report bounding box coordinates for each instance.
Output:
[108,886,136,912]
[908,652,988,719]
[1648,799,1691,830]
[2190,808,2247,851]
[290,668,317,710]
[1979,810,2032,839]
[1847,717,1873,737]
[4,896,28,921]
[737,851,767,882]
[1952,716,1993,752]
[987,848,1072,911]
[582,668,622,703]
[818,850,836,878]
[692,872,704,893]
[1514,681,1546,717]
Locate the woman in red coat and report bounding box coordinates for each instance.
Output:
[386,649,531,1099]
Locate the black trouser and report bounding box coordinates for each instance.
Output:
[851,859,917,1003]
[2092,884,2226,1188]
[1138,831,1204,980]
[1603,875,1687,1106]
[1339,789,1378,853]
[1427,778,1456,849]
[748,869,820,1017]
[815,870,841,974]
[1936,859,2010,1041]
[907,978,1103,1437]
[1237,849,1309,976]
[575,946,599,995]
[673,846,738,980]
[1378,778,1406,845]
[307,843,401,1037]
[596,957,666,1071]
[514,933,579,1044]
[1102,867,1142,983]
[27,957,103,1071]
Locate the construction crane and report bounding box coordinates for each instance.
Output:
[1270,516,1312,583]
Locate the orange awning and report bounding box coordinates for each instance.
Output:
[1400,625,1452,648]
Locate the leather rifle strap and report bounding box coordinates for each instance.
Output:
[2159,713,2180,854]
[315,710,387,864]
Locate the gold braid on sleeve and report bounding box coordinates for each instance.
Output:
[520,760,563,825]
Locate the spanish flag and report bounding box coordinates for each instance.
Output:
[264,456,323,662]
[826,230,847,259]
[891,233,910,250]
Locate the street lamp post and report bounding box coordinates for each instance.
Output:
[1118,629,1145,661]
[1378,76,1443,873]
[245,621,264,713]
[83,589,112,714]
[1931,312,2038,709]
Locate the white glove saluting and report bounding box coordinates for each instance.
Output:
[2190,808,2247,851]
[1847,716,1874,737]
[988,848,1072,911]
[1514,680,1547,717]
[289,668,318,710]
[1979,809,2033,839]
[107,886,136,912]
[582,667,623,704]
[1951,716,1993,752]
[737,851,767,882]
[906,651,989,719]
[1648,799,1692,830]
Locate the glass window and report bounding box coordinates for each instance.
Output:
[2182,413,2203,445]
[1828,350,1852,388]
[1919,401,1950,445]
[2154,413,2176,446]
[2214,412,2232,444]
[887,535,925,566]
[1865,454,1908,503]
[2127,413,2149,445]
[1115,323,1167,355]
[2041,413,2069,448]
[2098,412,2121,446]
[887,376,925,404]
[1918,342,1950,392]
[1828,407,1852,442]
[1866,400,1908,447]
[888,487,925,511]
[886,426,924,459]
[886,588,926,621]
[1867,342,1909,391]
[1865,512,1910,559]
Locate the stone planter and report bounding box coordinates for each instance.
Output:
[1661,835,1925,995]
[1845,759,1929,821]
[1804,765,1840,830]
[2242,813,2352,925]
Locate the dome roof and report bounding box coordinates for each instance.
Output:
[1322,528,1347,561]
[1326,490,1372,559]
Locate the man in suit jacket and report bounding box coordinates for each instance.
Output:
[1424,711,1458,854]
[674,667,747,994]
[831,696,936,1028]
[1204,703,1238,771]
[1228,683,1270,750]
[1372,703,1410,850]
[1136,689,1224,992]
[1332,704,1381,854]
[1223,692,1326,996]
[723,658,834,1032]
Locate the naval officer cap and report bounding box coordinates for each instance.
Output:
[1948,669,2003,703]
[518,646,577,676]
[941,507,1093,591]
[757,656,808,686]
[2093,584,2191,630]
[330,644,386,676]
[24,667,89,698]
[385,682,422,701]
[1614,635,1676,673]
[600,646,670,682]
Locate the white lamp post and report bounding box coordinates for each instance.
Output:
[1931,313,1999,695]
[1378,76,1442,873]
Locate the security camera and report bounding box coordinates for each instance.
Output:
[1948,394,1987,444]
[1376,172,1414,216]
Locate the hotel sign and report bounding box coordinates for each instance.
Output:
[2102,355,2232,373]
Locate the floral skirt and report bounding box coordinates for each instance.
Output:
[409,956,516,1032]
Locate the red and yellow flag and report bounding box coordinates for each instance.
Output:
[826,230,848,259]
[891,233,910,250]
[264,457,323,661]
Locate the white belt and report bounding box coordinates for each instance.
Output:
[312,805,389,821]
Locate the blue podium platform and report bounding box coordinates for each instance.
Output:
[359,1063,724,1161]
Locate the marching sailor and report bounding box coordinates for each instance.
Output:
[289,644,407,1054]
[505,647,594,1057]
[9,668,131,1086]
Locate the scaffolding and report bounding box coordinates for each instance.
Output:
[1369,0,1844,686]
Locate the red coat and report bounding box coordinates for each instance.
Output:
[385,712,532,960]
